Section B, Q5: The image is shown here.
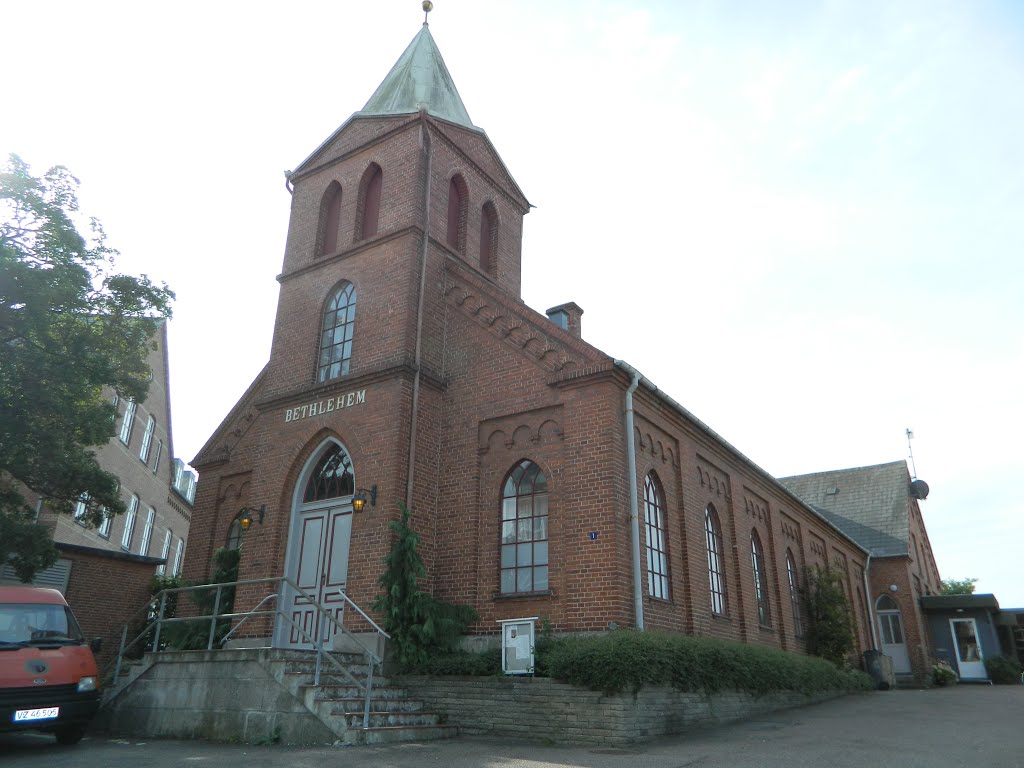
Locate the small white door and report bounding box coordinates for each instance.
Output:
[950,618,986,679]
[876,596,912,674]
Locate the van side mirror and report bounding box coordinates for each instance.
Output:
[90,637,102,653]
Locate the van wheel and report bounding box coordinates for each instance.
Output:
[55,725,86,745]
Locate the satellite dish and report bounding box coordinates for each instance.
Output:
[910,479,930,500]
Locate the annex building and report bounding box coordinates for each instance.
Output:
[182,20,946,683]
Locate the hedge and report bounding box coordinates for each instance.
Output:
[412,630,873,696]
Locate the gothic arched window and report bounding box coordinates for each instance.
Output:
[480,201,498,276]
[303,443,354,503]
[356,163,382,240]
[705,504,727,615]
[786,549,803,637]
[317,282,356,382]
[644,472,670,600]
[446,174,467,253]
[751,530,771,626]
[318,181,342,256]
[500,460,549,594]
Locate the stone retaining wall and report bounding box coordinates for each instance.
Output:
[400,675,845,745]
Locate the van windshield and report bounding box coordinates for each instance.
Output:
[0,603,85,646]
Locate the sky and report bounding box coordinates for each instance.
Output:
[3,1,1022,606]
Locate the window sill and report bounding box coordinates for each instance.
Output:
[646,595,673,605]
[710,612,732,623]
[494,590,552,601]
[758,624,775,634]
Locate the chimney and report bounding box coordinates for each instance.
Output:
[546,302,584,339]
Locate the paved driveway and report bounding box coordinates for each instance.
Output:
[2,685,1022,768]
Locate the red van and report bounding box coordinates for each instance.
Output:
[0,586,102,745]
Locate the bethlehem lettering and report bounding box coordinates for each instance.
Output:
[284,389,366,423]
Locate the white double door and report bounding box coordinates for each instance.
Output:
[279,502,352,649]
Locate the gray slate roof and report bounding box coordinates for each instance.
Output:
[778,460,912,557]
[358,24,475,129]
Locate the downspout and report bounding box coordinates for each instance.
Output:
[283,170,294,195]
[406,113,432,509]
[863,553,879,649]
[620,365,644,631]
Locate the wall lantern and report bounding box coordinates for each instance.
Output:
[352,486,377,512]
[238,505,266,530]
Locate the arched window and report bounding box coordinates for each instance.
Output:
[318,181,342,256]
[317,282,356,382]
[751,530,771,626]
[786,549,803,637]
[303,443,354,503]
[356,163,382,240]
[643,472,669,600]
[480,201,498,276]
[226,516,243,551]
[500,460,549,594]
[705,504,726,615]
[446,174,467,253]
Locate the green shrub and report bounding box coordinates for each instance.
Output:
[932,660,958,686]
[543,630,871,696]
[984,655,1023,685]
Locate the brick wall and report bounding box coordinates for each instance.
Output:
[60,546,161,673]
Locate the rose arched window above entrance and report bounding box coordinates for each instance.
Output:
[303,444,354,503]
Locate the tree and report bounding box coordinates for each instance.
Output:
[1,153,174,578]
[941,577,978,595]
[801,565,856,667]
[373,503,477,669]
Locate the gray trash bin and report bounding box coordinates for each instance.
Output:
[863,649,894,690]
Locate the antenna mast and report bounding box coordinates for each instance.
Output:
[905,428,917,479]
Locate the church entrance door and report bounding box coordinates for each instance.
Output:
[276,440,355,650]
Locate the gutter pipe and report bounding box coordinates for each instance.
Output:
[617,360,644,631]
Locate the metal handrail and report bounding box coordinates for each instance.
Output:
[106,576,390,729]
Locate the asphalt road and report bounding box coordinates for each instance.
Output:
[2,685,1022,768]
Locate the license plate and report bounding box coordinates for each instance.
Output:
[14,707,59,722]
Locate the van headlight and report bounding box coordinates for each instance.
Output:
[77,676,98,692]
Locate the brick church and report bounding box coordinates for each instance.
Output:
[183,17,942,680]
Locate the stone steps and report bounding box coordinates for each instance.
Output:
[268,653,457,745]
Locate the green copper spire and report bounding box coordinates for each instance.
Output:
[358,23,475,129]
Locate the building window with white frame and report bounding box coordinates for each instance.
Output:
[73,495,89,526]
[139,415,155,464]
[119,398,137,445]
[152,439,163,474]
[139,506,155,556]
[121,495,139,550]
[157,529,172,575]
[172,537,185,577]
[98,510,112,539]
[643,472,670,600]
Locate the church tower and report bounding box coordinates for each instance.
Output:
[187,15,540,640]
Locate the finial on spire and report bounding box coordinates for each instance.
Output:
[422,1,433,25]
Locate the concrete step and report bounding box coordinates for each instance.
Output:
[298,683,408,699]
[345,724,459,745]
[339,710,444,728]
[317,696,425,713]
